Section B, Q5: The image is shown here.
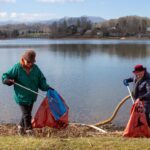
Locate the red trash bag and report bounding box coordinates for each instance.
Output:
[32,90,69,129]
[123,99,150,137]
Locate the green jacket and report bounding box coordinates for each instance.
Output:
[2,63,49,105]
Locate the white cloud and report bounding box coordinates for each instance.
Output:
[0,12,58,21]
[0,12,7,18]
[37,0,85,3]
[0,0,16,3]
[10,12,17,18]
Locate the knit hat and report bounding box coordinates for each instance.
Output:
[22,50,36,63]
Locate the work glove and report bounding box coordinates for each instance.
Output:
[48,86,54,91]
[3,79,14,86]
[123,79,129,86]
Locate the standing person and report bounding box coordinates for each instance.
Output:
[2,49,54,135]
[123,64,150,126]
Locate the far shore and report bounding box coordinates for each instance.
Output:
[0,36,150,40]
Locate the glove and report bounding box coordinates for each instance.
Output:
[139,95,145,101]
[3,79,14,86]
[123,79,129,86]
[48,86,54,91]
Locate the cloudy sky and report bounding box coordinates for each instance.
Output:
[0,0,149,22]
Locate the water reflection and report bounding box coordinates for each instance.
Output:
[49,44,150,59]
[0,39,150,59]
[99,44,150,59]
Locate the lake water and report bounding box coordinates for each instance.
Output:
[0,39,150,126]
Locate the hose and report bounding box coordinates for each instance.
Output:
[94,95,130,126]
[71,95,131,132]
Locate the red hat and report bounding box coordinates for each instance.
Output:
[133,64,146,73]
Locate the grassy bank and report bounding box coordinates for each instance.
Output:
[1,124,150,149]
[0,135,150,150]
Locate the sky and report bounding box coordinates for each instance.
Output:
[0,0,150,22]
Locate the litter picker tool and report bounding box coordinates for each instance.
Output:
[127,86,134,104]
[14,82,45,98]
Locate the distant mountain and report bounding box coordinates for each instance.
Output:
[87,16,106,23]
[0,20,20,25]
[0,20,54,26]
[0,16,106,26]
[56,16,106,25]
[26,16,106,25]
[26,19,58,25]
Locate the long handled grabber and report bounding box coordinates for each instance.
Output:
[14,82,45,98]
[126,86,134,104]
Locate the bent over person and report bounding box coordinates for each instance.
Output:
[2,49,54,135]
[123,64,150,126]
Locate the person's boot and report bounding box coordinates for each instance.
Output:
[25,129,34,136]
[17,125,25,136]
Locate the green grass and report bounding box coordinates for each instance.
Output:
[1,135,150,150]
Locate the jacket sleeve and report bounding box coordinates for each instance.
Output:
[126,77,134,83]
[2,64,18,84]
[38,67,50,91]
[141,80,150,101]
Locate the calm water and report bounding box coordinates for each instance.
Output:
[1,39,150,126]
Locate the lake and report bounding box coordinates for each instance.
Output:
[0,39,150,126]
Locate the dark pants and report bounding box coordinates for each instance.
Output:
[145,112,150,127]
[19,104,33,130]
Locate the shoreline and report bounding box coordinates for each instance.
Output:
[0,36,150,40]
[0,123,124,137]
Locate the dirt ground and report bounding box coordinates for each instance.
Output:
[0,123,124,137]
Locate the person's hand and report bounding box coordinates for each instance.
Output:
[4,79,15,86]
[48,86,54,91]
[139,95,145,101]
[123,79,129,86]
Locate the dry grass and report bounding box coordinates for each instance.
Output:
[0,123,123,137]
[1,124,150,150]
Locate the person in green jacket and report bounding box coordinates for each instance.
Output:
[2,49,53,135]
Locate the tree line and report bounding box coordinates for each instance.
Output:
[0,16,150,39]
[100,16,150,37]
[50,16,92,37]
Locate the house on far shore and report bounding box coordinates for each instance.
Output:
[83,30,93,37]
[97,31,103,38]
[66,25,77,35]
[107,26,122,37]
[143,26,150,37]
[146,26,150,33]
